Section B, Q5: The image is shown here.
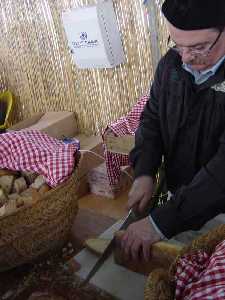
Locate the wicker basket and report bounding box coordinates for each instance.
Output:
[144,224,225,300]
[0,165,80,271]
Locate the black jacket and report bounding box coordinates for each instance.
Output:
[130,50,225,238]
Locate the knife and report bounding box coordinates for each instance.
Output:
[80,209,137,287]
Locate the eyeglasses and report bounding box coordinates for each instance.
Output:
[167,30,223,57]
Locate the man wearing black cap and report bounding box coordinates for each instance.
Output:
[121,0,225,261]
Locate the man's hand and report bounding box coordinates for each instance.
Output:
[128,176,154,213]
[120,217,161,261]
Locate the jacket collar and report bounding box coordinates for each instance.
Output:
[183,55,225,85]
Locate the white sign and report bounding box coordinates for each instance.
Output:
[62,2,125,69]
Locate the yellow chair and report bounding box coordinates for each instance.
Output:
[0,91,13,131]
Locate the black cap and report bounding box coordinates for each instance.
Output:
[162,0,225,30]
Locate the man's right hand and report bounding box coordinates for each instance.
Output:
[128,176,154,214]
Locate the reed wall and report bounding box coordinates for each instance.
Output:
[0,0,168,134]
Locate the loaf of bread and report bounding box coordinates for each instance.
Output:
[12,177,27,194]
[30,175,46,189]
[0,169,51,218]
[85,238,110,255]
[0,175,14,194]
[0,188,8,207]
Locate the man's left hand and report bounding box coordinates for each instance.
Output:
[120,217,161,262]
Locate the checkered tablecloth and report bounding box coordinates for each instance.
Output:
[175,240,225,299]
[103,94,149,185]
[0,130,78,187]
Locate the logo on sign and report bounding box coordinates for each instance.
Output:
[80,32,88,41]
[72,32,99,49]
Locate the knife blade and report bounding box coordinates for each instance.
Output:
[80,209,137,287]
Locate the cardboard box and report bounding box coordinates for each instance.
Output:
[75,135,104,198]
[87,163,133,199]
[9,111,78,139]
[104,134,135,155]
[76,134,103,178]
[10,114,106,199]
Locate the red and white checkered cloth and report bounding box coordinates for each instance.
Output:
[175,239,225,300]
[0,130,78,187]
[103,94,149,185]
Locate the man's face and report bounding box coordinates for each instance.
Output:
[167,21,225,71]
